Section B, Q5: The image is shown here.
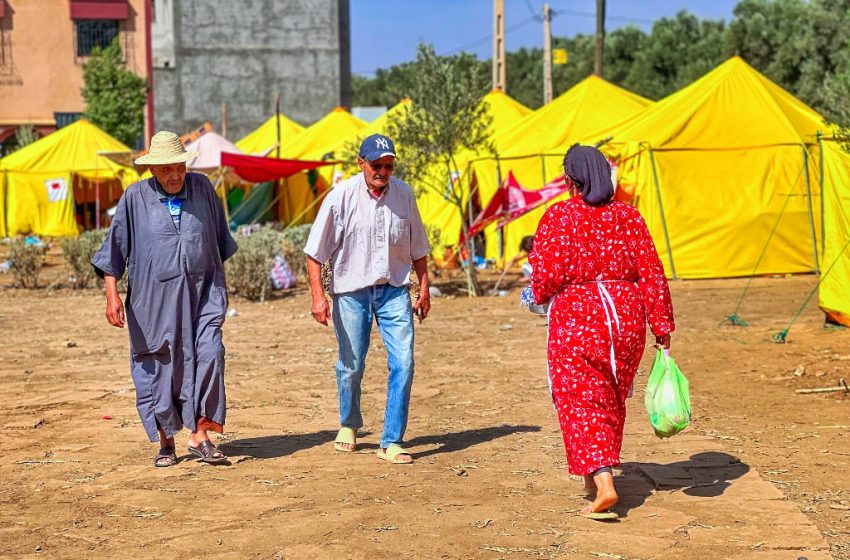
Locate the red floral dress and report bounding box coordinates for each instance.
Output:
[529,197,674,476]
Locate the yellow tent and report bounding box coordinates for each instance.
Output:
[283,107,367,161]
[311,99,415,191]
[415,90,532,262]
[498,75,650,158]
[592,56,827,279]
[480,88,533,136]
[235,113,305,156]
[0,119,132,237]
[465,77,652,264]
[818,139,850,326]
[269,107,366,225]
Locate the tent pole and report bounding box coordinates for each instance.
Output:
[540,154,550,211]
[495,157,503,260]
[648,148,677,279]
[466,162,476,263]
[282,177,290,224]
[251,192,283,226]
[801,144,820,274]
[229,181,266,223]
[540,154,547,187]
[95,179,101,230]
[1,171,7,236]
[284,188,330,230]
[275,93,282,159]
[817,134,825,257]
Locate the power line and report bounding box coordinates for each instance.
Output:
[353,6,655,76]
[548,5,655,25]
[523,0,543,22]
[441,15,538,56]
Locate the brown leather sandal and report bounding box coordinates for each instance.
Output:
[188,440,228,464]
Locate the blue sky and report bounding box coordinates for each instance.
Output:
[351,1,740,76]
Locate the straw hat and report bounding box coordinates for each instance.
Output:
[134,131,199,165]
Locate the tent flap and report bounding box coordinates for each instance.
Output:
[818,140,850,326]
[221,152,337,183]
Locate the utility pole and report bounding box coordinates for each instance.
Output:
[493,0,506,91]
[595,0,605,76]
[543,3,552,104]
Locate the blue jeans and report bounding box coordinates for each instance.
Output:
[332,284,415,449]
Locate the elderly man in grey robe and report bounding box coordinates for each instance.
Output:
[92,131,237,467]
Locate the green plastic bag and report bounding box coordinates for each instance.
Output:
[645,349,691,438]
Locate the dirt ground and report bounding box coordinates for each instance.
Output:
[0,248,848,559]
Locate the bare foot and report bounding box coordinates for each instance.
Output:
[582,470,618,513]
[187,429,210,449]
[583,488,618,513]
[583,475,596,495]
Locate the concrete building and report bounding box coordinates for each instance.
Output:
[0,0,153,155]
[152,0,351,141]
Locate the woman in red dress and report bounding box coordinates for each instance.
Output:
[529,145,675,518]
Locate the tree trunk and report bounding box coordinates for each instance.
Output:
[459,212,481,297]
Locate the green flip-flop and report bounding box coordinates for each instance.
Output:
[579,510,619,521]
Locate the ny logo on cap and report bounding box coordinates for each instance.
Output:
[375,137,390,150]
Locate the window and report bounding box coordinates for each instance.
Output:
[55,112,83,128]
[75,20,119,57]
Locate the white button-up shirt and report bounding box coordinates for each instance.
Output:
[304,173,431,294]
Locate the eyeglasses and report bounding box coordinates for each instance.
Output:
[363,160,394,172]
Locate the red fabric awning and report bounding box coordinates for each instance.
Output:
[70,0,129,20]
[221,152,339,183]
[0,126,14,143]
[466,171,570,239]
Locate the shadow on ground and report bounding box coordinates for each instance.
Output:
[222,429,349,459]
[617,452,750,516]
[407,424,542,459]
[221,425,541,460]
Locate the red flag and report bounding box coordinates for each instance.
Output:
[467,171,570,238]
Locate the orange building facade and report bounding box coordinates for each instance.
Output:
[0,0,152,154]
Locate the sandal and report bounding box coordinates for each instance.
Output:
[334,427,357,453]
[154,446,178,468]
[578,506,619,521]
[377,444,413,464]
[188,440,228,464]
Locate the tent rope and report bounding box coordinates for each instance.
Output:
[771,233,850,343]
[723,164,806,327]
[282,188,330,231]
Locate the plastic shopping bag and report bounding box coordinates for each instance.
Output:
[645,349,691,438]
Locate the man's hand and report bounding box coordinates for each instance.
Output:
[312,295,330,326]
[655,334,671,349]
[106,294,125,328]
[413,292,430,323]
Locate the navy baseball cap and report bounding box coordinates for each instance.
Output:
[359,134,396,161]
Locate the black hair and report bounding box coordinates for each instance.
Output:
[519,235,534,253]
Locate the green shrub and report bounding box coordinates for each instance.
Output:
[9,239,46,289]
[61,229,107,289]
[225,226,283,302]
[279,223,312,280]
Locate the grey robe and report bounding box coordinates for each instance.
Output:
[92,173,238,442]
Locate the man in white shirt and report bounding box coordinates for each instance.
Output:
[304,134,431,465]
